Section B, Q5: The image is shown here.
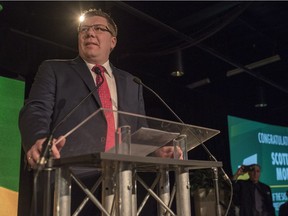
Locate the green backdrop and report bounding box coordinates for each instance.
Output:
[0,76,24,192]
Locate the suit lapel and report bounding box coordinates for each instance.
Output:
[70,56,101,106]
[112,65,126,112]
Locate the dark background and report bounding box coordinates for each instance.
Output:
[1,1,288,176]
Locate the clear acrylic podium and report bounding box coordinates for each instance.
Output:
[46,108,221,216]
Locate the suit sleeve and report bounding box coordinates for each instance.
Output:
[18,61,56,152]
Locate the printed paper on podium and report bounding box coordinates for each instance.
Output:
[130,127,180,156]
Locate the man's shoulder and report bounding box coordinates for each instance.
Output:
[110,64,134,78]
[258,181,270,188]
[42,57,79,66]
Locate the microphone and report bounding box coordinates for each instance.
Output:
[133,77,232,185]
[37,68,104,171]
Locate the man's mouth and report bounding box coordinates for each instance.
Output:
[85,42,99,46]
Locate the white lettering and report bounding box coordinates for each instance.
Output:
[258,132,288,146]
[271,152,288,166]
[276,167,288,180]
[272,192,287,202]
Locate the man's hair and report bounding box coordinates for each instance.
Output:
[250,163,261,170]
[78,8,118,37]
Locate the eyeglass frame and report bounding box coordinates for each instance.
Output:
[78,24,114,36]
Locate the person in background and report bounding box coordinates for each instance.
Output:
[18,8,181,215]
[279,190,288,216]
[232,164,275,216]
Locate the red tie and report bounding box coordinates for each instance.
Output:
[93,65,115,151]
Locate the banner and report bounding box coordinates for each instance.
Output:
[0,76,24,216]
[228,115,288,215]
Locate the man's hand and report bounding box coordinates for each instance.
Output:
[26,136,66,169]
[232,166,246,180]
[153,146,183,159]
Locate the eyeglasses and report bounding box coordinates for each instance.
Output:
[78,24,113,35]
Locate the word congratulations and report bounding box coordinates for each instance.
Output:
[258,132,288,146]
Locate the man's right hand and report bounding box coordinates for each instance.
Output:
[26,136,66,169]
[232,166,246,180]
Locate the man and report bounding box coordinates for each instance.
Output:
[19,8,146,167]
[18,8,180,215]
[279,191,288,216]
[232,164,275,216]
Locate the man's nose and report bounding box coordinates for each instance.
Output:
[86,27,96,37]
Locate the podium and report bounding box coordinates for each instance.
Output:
[45,108,221,216]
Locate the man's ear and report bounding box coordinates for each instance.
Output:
[110,37,117,52]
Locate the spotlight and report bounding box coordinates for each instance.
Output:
[79,14,85,22]
[255,86,268,108]
[171,50,184,77]
[171,70,184,77]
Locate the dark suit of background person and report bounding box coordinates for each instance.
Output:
[17,9,147,216]
[232,164,275,216]
[279,191,288,216]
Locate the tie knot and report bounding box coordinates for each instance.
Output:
[92,64,106,75]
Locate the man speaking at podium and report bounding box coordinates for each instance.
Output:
[18,8,181,215]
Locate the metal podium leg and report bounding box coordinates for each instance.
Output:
[175,167,191,216]
[157,168,170,216]
[116,162,133,216]
[114,125,133,216]
[54,167,71,216]
[102,161,116,216]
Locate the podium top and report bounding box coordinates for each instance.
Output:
[49,152,222,171]
[54,108,220,158]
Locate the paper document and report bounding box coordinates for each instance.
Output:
[130,127,180,156]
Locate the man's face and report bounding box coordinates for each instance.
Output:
[78,16,117,64]
[248,165,261,183]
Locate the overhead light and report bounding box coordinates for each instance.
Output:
[226,54,281,77]
[171,50,184,77]
[171,70,184,77]
[255,86,268,108]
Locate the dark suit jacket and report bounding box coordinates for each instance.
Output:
[279,201,288,216]
[18,56,146,215]
[19,56,146,156]
[232,179,275,216]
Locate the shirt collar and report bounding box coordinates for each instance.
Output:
[85,60,113,77]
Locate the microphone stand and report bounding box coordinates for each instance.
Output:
[134,77,233,216]
[32,71,104,216]
[32,134,53,216]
